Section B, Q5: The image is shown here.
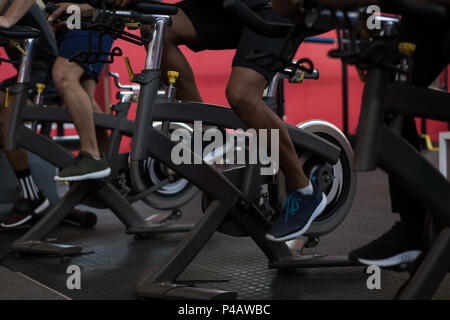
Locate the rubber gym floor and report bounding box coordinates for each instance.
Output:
[0,169,449,300]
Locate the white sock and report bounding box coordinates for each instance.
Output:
[297,181,313,195]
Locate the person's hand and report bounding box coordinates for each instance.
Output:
[48,2,95,28]
[0,15,12,28]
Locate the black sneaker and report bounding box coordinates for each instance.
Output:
[349,221,423,267]
[266,182,327,242]
[0,192,50,228]
[54,151,111,182]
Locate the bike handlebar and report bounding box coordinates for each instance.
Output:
[224,0,447,39]
[223,0,293,37]
[384,0,447,23]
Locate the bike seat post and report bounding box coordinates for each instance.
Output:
[17,38,37,83]
[265,73,281,98]
[6,37,37,150]
[130,16,169,162]
[145,18,168,70]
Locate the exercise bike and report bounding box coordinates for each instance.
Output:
[228,0,450,300]
[0,24,197,257]
[40,0,356,298]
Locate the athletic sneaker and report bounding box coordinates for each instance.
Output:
[54,151,111,182]
[1,192,50,228]
[349,221,423,267]
[266,182,327,242]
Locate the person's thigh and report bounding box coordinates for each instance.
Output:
[56,30,114,82]
[52,56,85,83]
[172,0,242,51]
[147,6,203,50]
[228,66,267,98]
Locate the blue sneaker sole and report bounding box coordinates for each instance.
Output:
[266,193,327,242]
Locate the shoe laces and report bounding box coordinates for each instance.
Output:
[282,193,302,224]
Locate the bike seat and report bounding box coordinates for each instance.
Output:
[0,25,40,39]
[130,1,178,15]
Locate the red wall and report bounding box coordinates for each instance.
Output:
[1,1,448,141]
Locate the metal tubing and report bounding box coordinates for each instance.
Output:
[355,69,389,171]
[130,70,161,161]
[5,84,30,150]
[17,38,37,83]
[137,200,230,287]
[398,228,450,299]
[379,126,450,226]
[92,183,152,228]
[145,19,167,70]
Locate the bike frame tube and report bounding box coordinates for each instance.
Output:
[130,18,167,162]
[6,38,37,150]
[354,69,390,171]
[17,38,37,83]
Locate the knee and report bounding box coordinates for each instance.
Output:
[164,26,180,49]
[52,64,75,91]
[226,83,259,118]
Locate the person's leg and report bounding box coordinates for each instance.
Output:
[225,67,326,242]
[80,77,110,154]
[141,8,203,102]
[52,56,110,181]
[52,57,100,158]
[226,67,309,190]
[349,19,450,267]
[0,92,49,228]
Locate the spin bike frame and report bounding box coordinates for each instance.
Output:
[79,8,342,299]
[2,28,192,257]
[135,0,450,299]
[226,0,450,300]
[356,69,450,300]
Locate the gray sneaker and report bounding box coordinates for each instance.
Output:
[55,151,111,182]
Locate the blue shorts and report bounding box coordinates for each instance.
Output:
[57,30,114,82]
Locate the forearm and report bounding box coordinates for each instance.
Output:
[2,0,35,28]
[0,0,9,14]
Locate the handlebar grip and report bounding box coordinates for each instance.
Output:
[223,0,292,37]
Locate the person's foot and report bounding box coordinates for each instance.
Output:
[54,151,111,182]
[0,192,50,228]
[349,221,423,267]
[266,182,327,242]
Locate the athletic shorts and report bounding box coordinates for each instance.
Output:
[176,0,292,82]
[56,30,114,82]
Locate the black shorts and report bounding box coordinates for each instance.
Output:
[176,0,292,82]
